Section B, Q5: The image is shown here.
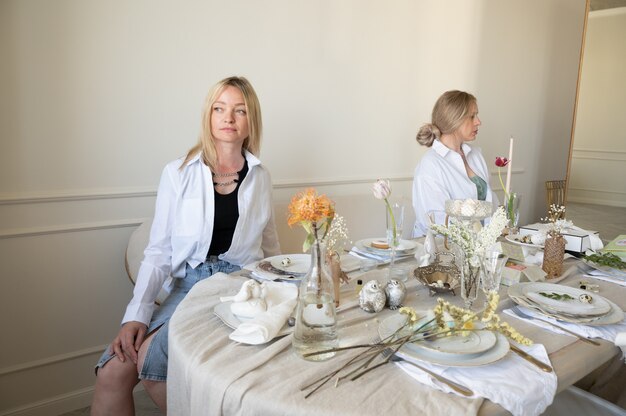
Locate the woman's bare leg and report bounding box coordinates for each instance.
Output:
[91,356,139,416]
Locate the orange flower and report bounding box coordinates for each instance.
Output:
[288,188,335,251]
[287,188,335,227]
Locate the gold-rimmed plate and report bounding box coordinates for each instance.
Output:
[378,314,509,367]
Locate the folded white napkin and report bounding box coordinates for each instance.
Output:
[395,343,556,416]
[504,306,626,342]
[226,281,297,345]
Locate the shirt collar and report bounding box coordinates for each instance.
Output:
[186,149,262,168]
[432,139,473,157]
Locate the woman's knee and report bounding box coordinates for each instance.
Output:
[96,358,139,391]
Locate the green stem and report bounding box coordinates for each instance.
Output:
[498,168,509,201]
[384,198,397,244]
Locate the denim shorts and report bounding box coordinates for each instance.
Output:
[95,258,240,381]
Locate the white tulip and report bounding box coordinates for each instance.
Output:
[372,179,392,200]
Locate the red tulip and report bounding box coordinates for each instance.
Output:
[495,157,510,167]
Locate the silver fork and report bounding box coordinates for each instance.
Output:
[381,348,474,397]
[511,305,601,346]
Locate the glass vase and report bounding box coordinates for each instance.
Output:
[386,200,405,280]
[504,192,521,233]
[460,254,481,309]
[542,233,566,278]
[292,240,338,361]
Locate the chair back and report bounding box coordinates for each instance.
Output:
[125,218,170,304]
[545,180,567,217]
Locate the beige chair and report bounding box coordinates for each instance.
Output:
[545,179,567,216]
[125,218,170,304]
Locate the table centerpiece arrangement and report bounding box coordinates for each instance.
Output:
[541,204,569,278]
[432,200,508,309]
[372,179,405,279]
[288,188,339,361]
[495,154,520,234]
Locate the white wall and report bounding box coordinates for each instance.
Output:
[569,7,626,207]
[0,1,586,414]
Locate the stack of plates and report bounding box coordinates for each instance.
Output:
[508,282,624,325]
[351,238,419,263]
[245,253,361,282]
[378,314,510,366]
[246,254,310,282]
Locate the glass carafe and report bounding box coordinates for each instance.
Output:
[292,240,338,361]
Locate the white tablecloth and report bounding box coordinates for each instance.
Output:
[168,266,625,416]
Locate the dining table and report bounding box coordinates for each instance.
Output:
[166,253,625,416]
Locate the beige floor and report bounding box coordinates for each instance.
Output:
[61,389,160,416]
[565,202,626,243]
[60,202,625,416]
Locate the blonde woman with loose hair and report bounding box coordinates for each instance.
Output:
[183,76,262,170]
[412,90,498,237]
[92,76,280,414]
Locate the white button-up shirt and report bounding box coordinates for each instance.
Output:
[122,151,281,325]
[412,140,498,237]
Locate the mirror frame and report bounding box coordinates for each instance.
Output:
[565,0,591,204]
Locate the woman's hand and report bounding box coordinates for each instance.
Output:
[111,321,148,364]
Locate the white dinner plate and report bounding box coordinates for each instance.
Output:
[378,314,510,367]
[508,283,624,326]
[266,254,310,275]
[214,302,292,337]
[505,234,544,249]
[415,329,497,356]
[521,282,611,316]
[581,258,626,280]
[356,238,419,256]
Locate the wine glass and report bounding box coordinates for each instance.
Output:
[480,250,508,295]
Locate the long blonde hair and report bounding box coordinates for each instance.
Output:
[182,76,262,169]
[416,90,477,147]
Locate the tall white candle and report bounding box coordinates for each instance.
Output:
[505,136,513,194]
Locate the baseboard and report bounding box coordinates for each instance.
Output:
[0,386,147,416]
[0,387,93,416]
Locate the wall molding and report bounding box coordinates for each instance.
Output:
[572,148,626,161]
[1,170,526,206]
[0,218,149,240]
[568,186,626,196]
[0,189,157,206]
[0,345,107,376]
[0,386,94,416]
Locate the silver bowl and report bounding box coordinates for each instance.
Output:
[414,252,461,296]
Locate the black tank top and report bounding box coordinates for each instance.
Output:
[207,160,249,257]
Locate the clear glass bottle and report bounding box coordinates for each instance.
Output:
[292,240,338,361]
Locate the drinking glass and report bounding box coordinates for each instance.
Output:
[480,251,508,294]
[460,255,481,309]
[505,193,521,233]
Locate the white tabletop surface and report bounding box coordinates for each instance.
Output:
[167,258,624,416]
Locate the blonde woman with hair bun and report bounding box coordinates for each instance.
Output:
[91,76,280,414]
[412,90,498,237]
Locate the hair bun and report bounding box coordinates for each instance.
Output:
[416,123,440,147]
